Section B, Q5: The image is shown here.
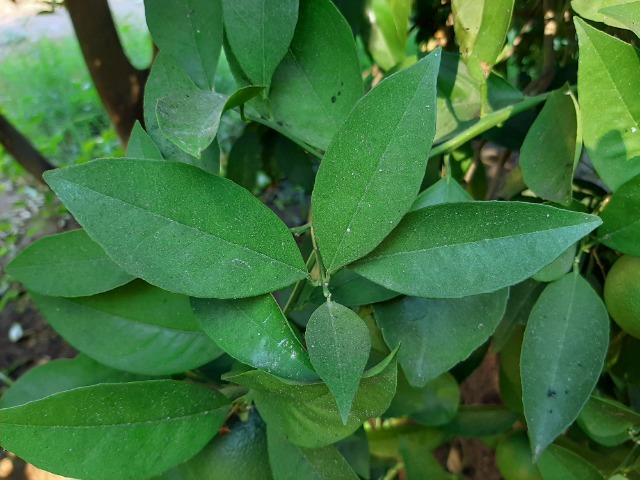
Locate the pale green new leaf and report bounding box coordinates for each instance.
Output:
[366,0,412,70]
[313,50,441,272]
[128,121,163,159]
[600,2,640,38]
[44,159,308,298]
[351,202,601,298]
[0,381,229,480]
[572,0,637,29]
[521,273,609,459]
[536,444,603,480]
[598,175,640,256]
[6,229,133,297]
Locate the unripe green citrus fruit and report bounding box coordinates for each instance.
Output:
[604,255,640,339]
[496,431,542,480]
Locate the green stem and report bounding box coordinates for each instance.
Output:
[310,225,331,300]
[290,223,312,235]
[247,113,324,159]
[283,252,316,316]
[0,371,15,386]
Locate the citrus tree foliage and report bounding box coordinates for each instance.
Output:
[2,0,640,478]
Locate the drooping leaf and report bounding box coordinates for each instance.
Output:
[373,288,508,386]
[572,0,637,29]
[191,294,317,382]
[305,302,371,423]
[599,2,640,38]
[144,0,222,89]
[223,0,298,87]
[439,406,518,437]
[267,0,363,150]
[225,356,397,448]
[44,159,308,298]
[0,380,229,480]
[157,90,227,157]
[536,444,603,480]
[226,127,263,191]
[598,175,640,256]
[411,176,473,210]
[521,272,609,459]
[351,202,601,298]
[577,395,640,447]
[520,86,581,206]
[268,432,359,480]
[313,50,441,272]
[6,229,134,297]
[31,281,223,375]
[575,18,640,191]
[0,355,149,409]
[366,0,412,70]
[128,121,163,160]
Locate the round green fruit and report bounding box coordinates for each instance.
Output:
[496,431,542,480]
[604,255,640,339]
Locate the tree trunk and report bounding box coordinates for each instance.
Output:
[65,0,148,147]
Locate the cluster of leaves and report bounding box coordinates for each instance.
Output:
[2,0,640,479]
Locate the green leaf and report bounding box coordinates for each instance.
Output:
[223,0,298,87]
[268,432,359,480]
[366,0,412,70]
[305,302,371,424]
[373,289,508,386]
[351,202,601,298]
[452,0,515,80]
[128,121,163,160]
[521,272,609,459]
[308,269,399,307]
[31,281,223,375]
[411,177,473,210]
[225,357,397,448]
[399,435,451,480]
[223,85,266,112]
[226,127,263,191]
[312,50,441,272]
[267,0,363,150]
[335,430,370,479]
[44,159,308,298]
[598,175,640,256]
[440,406,518,437]
[536,444,603,480]
[0,380,229,480]
[273,135,316,193]
[6,229,134,297]
[144,0,222,89]
[572,0,637,29]
[157,90,227,157]
[191,294,317,382]
[575,18,640,191]
[577,396,640,447]
[520,86,581,206]
[599,2,640,38]
[0,355,149,409]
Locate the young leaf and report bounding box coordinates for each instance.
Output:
[599,2,640,38]
[0,380,229,480]
[156,90,228,157]
[411,177,473,210]
[598,175,640,256]
[366,0,412,70]
[520,86,581,206]
[268,432,359,480]
[312,50,441,273]
[373,288,508,386]
[521,272,609,459]
[536,444,603,480]
[575,18,640,191]
[31,281,223,375]
[223,0,298,87]
[0,355,148,409]
[144,0,222,90]
[128,121,163,160]
[578,395,640,446]
[6,229,134,297]
[305,302,371,424]
[351,202,601,298]
[44,159,308,298]
[191,294,318,382]
[225,356,397,448]
[267,0,363,150]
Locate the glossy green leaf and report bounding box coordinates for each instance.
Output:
[598,175,640,256]
[268,0,363,150]
[306,302,371,423]
[191,294,317,382]
[44,159,308,298]
[223,85,266,112]
[531,244,577,283]
[366,0,412,70]
[313,50,441,272]
[225,357,397,448]
[411,177,473,210]
[600,2,640,37]
[128,121,163,160]
[223,0,298,87]
[521,272,609,459]
[31,281,223,375]
[309,269,399,307]
[399,435,451,480]
[572,0,637,29]
[577,396,640,447]
[6,229,134,297]
[0,355,148,409]
[493,280,545,352]
[268,432,358,480]
[157,90,227,157]
[536,444,603,480]
[575,18,640,191]
[440,406,518,437]
[520,86,581,206]
[0,380,229,480]
[373,288,508,386]
[351,202,601,298]
[226,127,263,191]
[145,0,222,89]
[452,0,515,80]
